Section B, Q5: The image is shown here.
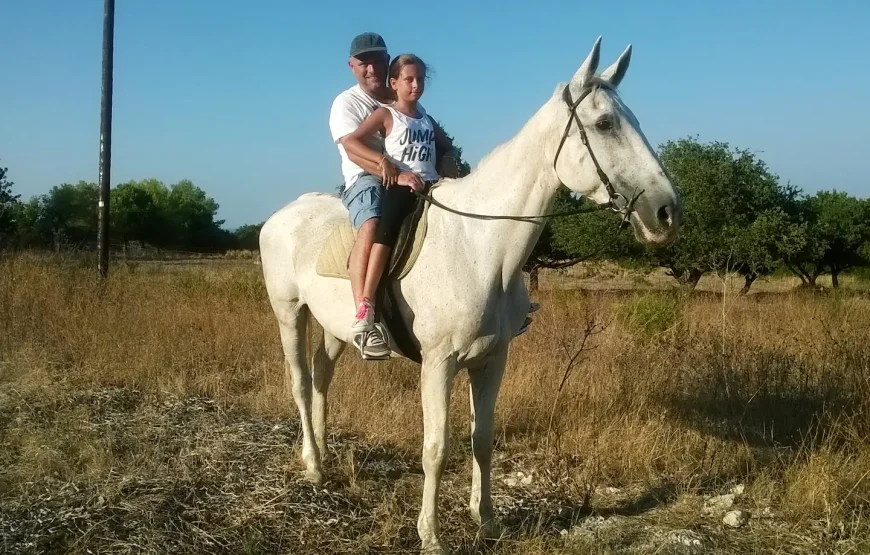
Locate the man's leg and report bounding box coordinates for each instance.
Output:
[349,218,378,309]
[341,175,390,359]
[362,242,391,301]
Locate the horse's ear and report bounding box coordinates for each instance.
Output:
[570,36,602,91]
[601,44,632,88]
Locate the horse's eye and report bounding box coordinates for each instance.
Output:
[595,117,613,131]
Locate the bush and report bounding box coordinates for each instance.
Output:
[620,292,684,339]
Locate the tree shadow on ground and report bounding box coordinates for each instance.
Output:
[661,344,863,450]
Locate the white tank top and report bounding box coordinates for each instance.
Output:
[383,106,439,182]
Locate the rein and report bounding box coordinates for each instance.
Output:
[412,84,644,230]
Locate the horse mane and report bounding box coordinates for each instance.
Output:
[469,76,619,172]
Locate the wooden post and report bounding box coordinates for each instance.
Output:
[97,0,115,279]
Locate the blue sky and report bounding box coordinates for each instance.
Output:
[2,0,869,229]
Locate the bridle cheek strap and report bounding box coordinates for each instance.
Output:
[554,85,643,230]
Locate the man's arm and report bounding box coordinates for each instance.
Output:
[429,116,461,178]
[329,95,383,176]
[341,108,391,171]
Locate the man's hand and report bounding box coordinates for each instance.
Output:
[397,171,425,192]
[380,157,400,188]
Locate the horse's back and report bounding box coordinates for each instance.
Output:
[259,192,345,297]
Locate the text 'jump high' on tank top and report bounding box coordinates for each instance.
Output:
[383,106,440,183]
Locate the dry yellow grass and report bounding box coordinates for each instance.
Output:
[1,253,869,553]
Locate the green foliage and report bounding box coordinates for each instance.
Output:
[781,190,870,287]
[40,181,100,248]
[521,136,869,294]
[620,293,684,340]
[648,137,798,289]
[234,223,264,251]
[434,119,472,177]
[549,190,644,262]
[0,162,20,245]
[111,181,162,246]
[524,188,639,279]
[7,177,236,254]
[165,179,224,249]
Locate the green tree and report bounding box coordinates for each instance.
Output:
[12,197,45,248]
[120,179,175,249]
[730,207,803,294]
[781,191,870,288]
[165,179,224,250]
[111,182,160,249]
[235,222,264,250]
[434,120,472,177]
[523,188,640,290]
[40,181,99,250]
[651,137,792,291]
[0,163,20,246]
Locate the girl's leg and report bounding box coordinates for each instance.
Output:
[362,185,417,302]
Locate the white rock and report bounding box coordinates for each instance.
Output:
[503,477,518,488]
[667,530,703,548]
[703,493,735,514]
[729,484,745,496]
[723,509,749,528]
[760,507,774,519]
[596,486,622,495]
[521,473,533,485]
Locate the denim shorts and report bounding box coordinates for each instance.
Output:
[340,173,383,229]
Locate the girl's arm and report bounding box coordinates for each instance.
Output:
[342,108,394,173]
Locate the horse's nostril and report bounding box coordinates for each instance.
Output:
[657,205,672,227]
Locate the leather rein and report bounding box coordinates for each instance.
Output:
[412,84,644,229]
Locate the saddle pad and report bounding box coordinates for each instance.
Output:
[316,195,431,281]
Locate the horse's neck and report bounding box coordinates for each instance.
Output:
[437,102,563,283]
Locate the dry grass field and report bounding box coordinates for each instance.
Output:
[2,253,870,554]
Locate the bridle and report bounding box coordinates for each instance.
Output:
[412,83,644,228]
[554,85,644,230]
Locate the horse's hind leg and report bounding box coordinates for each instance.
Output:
[311,331,344,460]
[276,301,323,484]
[468,348,507,539]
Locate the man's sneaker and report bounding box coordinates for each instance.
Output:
[529,302,541,313]
[352,328,392,360]
[351,298,391,360]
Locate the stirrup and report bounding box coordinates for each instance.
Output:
[515,316,533,337]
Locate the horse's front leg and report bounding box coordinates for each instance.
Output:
[417,353,458,554]
[468,348,507,539]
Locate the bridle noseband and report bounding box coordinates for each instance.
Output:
[554,84,644,230]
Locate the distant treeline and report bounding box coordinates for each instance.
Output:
[0,174,262,254]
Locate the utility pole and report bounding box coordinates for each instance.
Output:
[97,0,115,279]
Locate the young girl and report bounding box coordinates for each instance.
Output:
[342,54,453,359]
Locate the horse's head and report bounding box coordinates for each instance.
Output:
[553,37,682,245]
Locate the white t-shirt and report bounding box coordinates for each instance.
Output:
[383,106,439,182]
[328,84,426,189]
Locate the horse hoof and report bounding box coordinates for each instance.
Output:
[420,543,447,555]
[479,518,504,540]
[304,468,323,485]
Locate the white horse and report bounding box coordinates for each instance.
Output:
[259,37,682,554]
